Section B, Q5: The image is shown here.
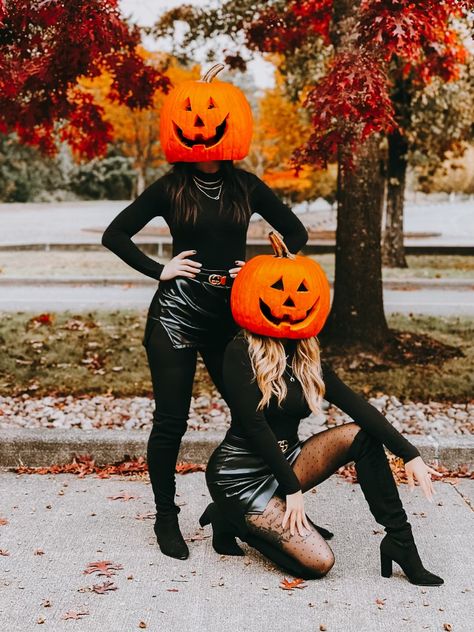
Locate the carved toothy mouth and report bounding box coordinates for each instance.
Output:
[173,116,228,148]
[259,297,320,326]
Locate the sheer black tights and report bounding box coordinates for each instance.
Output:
[243,422,362,578]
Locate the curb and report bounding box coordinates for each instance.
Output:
[1,241,473,256]
[1,428,473,471]
[0,277,473,291]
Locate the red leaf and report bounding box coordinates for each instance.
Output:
[280,577,307,590]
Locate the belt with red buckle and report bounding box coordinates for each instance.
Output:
[195,270,232,287]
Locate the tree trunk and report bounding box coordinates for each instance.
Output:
[323,0,391,347]
[324,135,390,346]
[382,130,408,268]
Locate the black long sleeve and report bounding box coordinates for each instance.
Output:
[321,363,421,464]
[101,167,308,278]
[222,337,303,496]
[101,178,170,281]
[248,174,308,254]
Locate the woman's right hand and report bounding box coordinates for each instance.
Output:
[159,249,202,281]
[282,490,312,536]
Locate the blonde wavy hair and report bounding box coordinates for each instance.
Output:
[242,329,325,415]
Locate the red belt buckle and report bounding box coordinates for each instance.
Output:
[208,274,227,286]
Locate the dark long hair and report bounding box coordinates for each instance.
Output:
[163,161,252,226]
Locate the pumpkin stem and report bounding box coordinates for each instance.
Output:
[268,231,295,259]
[201,63,225,83]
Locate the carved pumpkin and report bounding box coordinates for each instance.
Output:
[230,232,331,339]
[159,63,253,163]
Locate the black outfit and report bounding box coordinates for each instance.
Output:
[205,333,421,540]
[101,165,308,516]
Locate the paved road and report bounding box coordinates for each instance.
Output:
[1,283,473,316]
[0,471,472,632]
[2,198,473,247]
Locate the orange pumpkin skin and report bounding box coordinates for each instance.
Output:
[159,64,253,163]
[230,233,331,339]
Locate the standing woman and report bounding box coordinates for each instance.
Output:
[201,233,444,585]
[101,65,317,560]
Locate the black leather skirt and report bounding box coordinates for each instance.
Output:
[142,268,239,350]
[205,430,303,540]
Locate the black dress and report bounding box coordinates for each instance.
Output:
[205,333,422,539]
[101,165,309,349]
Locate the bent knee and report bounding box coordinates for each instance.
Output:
[346,422,363,443]
[302,549,335,579]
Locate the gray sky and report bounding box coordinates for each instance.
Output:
[119,0,275,89]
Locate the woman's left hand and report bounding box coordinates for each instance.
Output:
[228,260,245,278]
[404,456,443,503]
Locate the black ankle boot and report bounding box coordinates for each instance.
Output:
[348,429,444,586]
[154,512,189,560]
[380,530,444,586]
[307,516,334,540]
[199,503,245,556]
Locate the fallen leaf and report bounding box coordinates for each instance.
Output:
[83,560,123,577]
[138,621,147,629]
[0,549,10,556]
[61,610,89,620]
[0,517,8,526]
[175,462,206,474]
[135,512,155,521]
[34,549,45,556]
[280,577,307,591]
[92,581,118,594]
[107,492,139,502]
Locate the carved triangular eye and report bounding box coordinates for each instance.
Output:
[184,97,192,111]
[208,97,217,109]
[297,280,308,292]
[271,277,284,291]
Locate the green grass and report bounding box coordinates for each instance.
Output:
[308,254,474,280]
[1,310,472,402]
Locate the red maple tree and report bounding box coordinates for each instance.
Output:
[245,0,471,171]
[0,0,171,158]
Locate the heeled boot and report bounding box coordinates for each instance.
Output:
[154,508,189,560]
[199,503,245,556]
[347,429,444,586]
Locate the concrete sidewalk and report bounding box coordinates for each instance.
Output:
[0,471,472,632]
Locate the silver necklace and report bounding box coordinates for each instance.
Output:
[284,354,296,382]
[192,175,223,200]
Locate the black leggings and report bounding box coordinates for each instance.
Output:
[145,318,231,516]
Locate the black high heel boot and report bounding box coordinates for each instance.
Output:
[154,511,189,560]
[199,503,245,556]
[307,516,334,540]
[348,429,444,586]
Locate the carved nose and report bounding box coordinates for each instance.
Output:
[283,296,295,307]
[194,115,205,127]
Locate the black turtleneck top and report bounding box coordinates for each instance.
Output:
[222,334,422,496]
[101,165,308,279]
